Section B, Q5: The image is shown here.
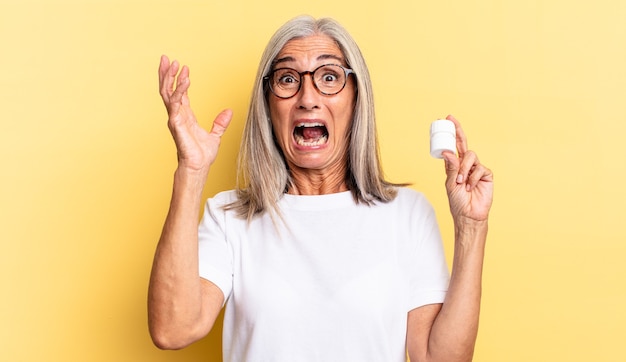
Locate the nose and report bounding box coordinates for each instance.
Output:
[296,73,320,110]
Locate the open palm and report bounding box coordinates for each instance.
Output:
[158,55,232,174]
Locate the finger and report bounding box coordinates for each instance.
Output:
[442,150,461,189]
[161,59,180,100]
[457,150,479,185]
[158,55,170,87]
[210,109,233,138]
[466,164,493,191]
[178,66,191,107]
[445,114,468,157]
[158,55,172,101]
[170,65,190,105]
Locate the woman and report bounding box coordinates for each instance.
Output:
[149,15,493,362]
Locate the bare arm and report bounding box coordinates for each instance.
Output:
[148,55,232,349]
[408,115,493,362]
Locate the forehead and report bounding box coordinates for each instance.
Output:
[274,34,345,66]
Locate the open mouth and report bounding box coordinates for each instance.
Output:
[293,122,329,147]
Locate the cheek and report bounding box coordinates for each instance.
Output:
[269,102,289,138]
[335,85,356,120]
[333,99,355,137]
[270,120,286,146]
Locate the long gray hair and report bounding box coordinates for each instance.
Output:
[226,15,402,221]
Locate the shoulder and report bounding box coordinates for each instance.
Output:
[201,190,248,230]
[392,187,433,210]
[383,187,439,226]
[207,190,238,207]
[203,190,239,222]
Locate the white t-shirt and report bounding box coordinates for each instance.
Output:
[198,187,449,362]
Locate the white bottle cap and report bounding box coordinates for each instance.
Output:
[430,119,456,158]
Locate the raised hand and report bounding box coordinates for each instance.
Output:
[158,55,232,174]
[441,115,494,224]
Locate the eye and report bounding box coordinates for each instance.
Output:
[274,69,299,86]
[317,66,342,84]
[322,73,338,82]
[279,74,297,84]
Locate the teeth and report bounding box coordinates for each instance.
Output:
[295,134,328,146]
[294,122,328,146]
[296,122,324,128]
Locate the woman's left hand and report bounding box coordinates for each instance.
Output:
[441,115,494,224]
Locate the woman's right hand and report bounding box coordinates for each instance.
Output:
[158,55,232,174]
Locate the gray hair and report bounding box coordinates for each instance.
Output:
[226,15,401,221]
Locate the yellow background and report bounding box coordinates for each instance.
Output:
[1,0,625,361]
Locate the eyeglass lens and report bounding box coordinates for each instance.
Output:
[269,64,350,98]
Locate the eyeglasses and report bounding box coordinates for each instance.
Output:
[264,64,355,99]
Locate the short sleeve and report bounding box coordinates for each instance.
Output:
[198,195,234,302]
[405,192,450,310]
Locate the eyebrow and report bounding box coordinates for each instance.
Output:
[273,54,345,67]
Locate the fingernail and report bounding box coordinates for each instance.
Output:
[456,174,463,183]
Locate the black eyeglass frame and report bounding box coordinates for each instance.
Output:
[263,64,356,99]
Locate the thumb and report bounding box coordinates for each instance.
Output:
[441,151,461,189]
[210,109,233,137]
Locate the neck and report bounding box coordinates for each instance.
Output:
[287,164,349,195]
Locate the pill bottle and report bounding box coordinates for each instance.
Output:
[430,119,456,158]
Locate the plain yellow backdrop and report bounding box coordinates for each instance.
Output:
[1,0,625,361]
